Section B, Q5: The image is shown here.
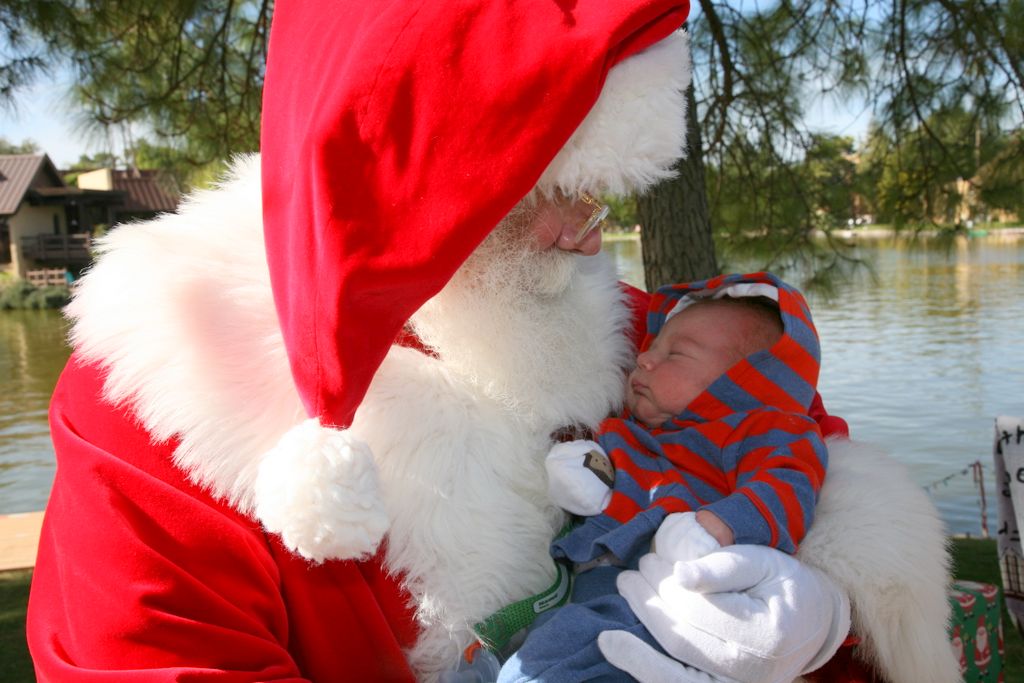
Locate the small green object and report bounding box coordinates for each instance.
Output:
[474,522,579,655]
[474,560,573,655]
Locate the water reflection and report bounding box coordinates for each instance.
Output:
[0,310,70,513]
[606,236,645,290]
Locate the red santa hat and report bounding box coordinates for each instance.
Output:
[257,0,692,561]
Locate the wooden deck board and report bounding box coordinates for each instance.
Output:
[0,511,43,572]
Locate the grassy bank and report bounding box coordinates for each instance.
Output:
[952,537,1023,678]
[0,570,32,682]
[0,281,70,310]
[1,539,1020,680]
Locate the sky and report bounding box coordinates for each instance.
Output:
[1,75,95,167]
[2,52,874,171]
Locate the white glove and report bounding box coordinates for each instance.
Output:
[545,440,614,516]
[598,631,737,683]
[652,512,720,563]
[606,544,852,683]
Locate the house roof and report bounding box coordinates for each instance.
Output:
[111,168,179,214]
[0,154,65,216]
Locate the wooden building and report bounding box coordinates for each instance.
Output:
[0,154,180,281]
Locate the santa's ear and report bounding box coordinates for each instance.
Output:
[254,419,389,562]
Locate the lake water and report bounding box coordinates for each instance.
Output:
[2,232,1022,536]
[0,309,70,514]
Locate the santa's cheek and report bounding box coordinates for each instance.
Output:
[529,223,559,251]
[525,205,565,251]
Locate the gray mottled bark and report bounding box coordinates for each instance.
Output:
[637,77,718,291]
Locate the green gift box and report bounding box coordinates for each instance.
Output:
[949,580,1004,682]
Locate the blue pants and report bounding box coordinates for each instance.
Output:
[496,565,665,683]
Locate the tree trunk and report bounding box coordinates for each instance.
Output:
[637,76,718,291]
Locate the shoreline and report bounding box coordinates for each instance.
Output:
[815,225,1024,239]
[603,225,1024,241]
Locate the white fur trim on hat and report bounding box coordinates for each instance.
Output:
[536,29,691,198]
[254,418,389,562]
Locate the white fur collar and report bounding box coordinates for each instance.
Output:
[67,155,305,517]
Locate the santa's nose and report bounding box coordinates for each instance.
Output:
[554,205,603,255]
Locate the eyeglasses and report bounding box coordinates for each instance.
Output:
[577,192,610,243]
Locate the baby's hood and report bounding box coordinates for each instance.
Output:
[645,272,821,419]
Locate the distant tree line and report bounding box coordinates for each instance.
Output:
[710,110,1022,235]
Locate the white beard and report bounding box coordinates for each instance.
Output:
[349,216,634,680]
[410,214,633,433]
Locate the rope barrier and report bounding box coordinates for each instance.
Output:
[922,460,982,491]
[922,459,990,538]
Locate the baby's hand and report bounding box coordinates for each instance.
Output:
[653,512,721,563]
[545,440,614,516]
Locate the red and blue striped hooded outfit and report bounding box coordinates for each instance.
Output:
[553,272,827,565]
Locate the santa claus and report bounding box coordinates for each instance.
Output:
[28,1,958,682]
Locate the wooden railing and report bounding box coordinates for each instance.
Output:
[25,268,69,288]
[19,234,92,263]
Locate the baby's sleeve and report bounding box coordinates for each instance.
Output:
[699,411,827,553]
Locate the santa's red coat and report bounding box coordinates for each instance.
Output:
[30,357,418,681]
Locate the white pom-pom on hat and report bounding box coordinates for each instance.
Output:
[254,418,389,563]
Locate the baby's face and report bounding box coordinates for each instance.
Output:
[625,301,770,428]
